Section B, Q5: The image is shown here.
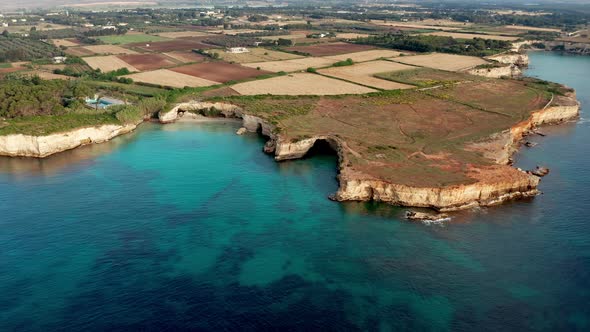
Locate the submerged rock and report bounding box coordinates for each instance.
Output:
[530,166,550,177]
[524,141,538,148]
[405,211,450,221]
[236,127,247,135]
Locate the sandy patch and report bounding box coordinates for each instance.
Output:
[231,73,376,96]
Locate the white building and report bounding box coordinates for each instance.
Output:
[227,47,249,54]
[53,56,67,64]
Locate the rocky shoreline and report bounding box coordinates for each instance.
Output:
[0,73,580,211]
[155,90,580,211]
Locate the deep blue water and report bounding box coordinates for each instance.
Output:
[0,52,589,331]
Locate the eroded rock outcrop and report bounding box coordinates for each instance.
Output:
[486,52,530,67]
[468,65,521,78]
[0,123,138,158]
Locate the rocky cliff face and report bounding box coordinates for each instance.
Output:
[468,65,522,78]
[0,123,138,158]
[156,94,579,211]
[486,53,530,67]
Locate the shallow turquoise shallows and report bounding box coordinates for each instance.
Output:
[1,52,589,331]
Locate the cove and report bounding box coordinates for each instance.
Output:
[0,52,589,331]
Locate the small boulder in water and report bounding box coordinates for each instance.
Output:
[530,166,550,177]
[405,211,449,221]
[236,127,247,135]
[524,141,538,148]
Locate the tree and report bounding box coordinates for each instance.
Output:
[1,30,9,37]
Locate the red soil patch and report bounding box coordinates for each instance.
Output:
[117,54,177,71]
[286,42,376,56]
[170,62,270,83]
[128,38,218,52]
[164,51,207,63]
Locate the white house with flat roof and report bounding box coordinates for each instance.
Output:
[227,47,249,53]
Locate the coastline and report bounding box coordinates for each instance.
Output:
[0,54,580,211]
[154,90,580,211]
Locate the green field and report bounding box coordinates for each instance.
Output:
[0,63,11,69]
[97,34,169,45]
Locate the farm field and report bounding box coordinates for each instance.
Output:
[336,33,371,39]
[260,33,308,41]
[421,31,519,41]
[318,60,415,90]
[64,47,96,57]
[170,62,270,83]
[117,54,178,71]
[231,73,376,95]
[210,48,302,63]
[243,57,336,72]
[369,20,464,31]
[208,29,266,35]
[23,70,71,80]
[163,51,206,63]
[123,69,220,88]
[394,53,488,71]
[503,25,561,33]
[82,45,138,55]
[128,38,216,52]
[376,68,478,88]
[97,33,170,45]
[286,42,376,56]
[0,61,28,76]
[51,39,79,47]
[84,55,139,72]
[154,31,212,38]
[324,49,402,62]
[0,36,62,62]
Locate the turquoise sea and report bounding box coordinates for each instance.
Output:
[0,52,589,331]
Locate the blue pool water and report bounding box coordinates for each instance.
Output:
[0,52,589,331]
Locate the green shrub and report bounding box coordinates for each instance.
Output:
[113,105,143,124]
